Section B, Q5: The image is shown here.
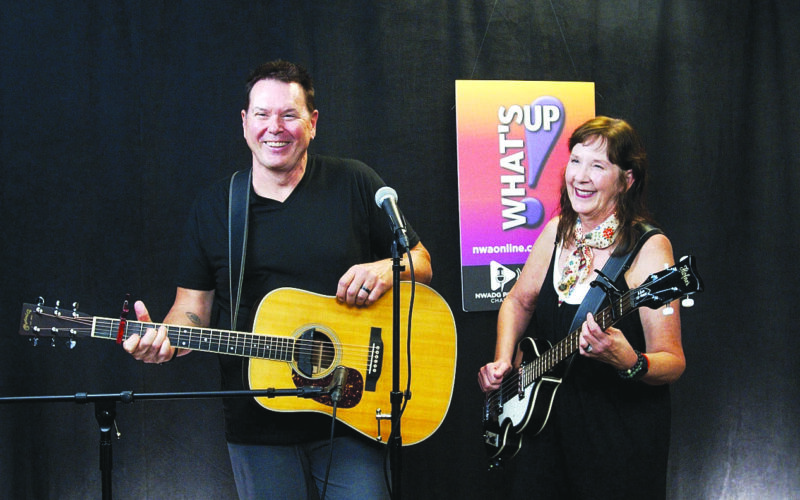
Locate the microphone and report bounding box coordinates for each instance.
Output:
[374,186,410,251]
[326,366,349,403]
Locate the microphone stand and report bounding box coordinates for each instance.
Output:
[0,385,330,500]
[389,238,405,499]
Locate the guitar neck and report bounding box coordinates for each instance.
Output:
[524,289,637,383]
[91,317,294,361]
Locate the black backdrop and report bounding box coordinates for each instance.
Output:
[2,1,799,498]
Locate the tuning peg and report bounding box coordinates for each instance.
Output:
[67,329,78,349]
[662,305,674,316]
[681,297,695,308]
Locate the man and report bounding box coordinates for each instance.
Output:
[124,60,432,499]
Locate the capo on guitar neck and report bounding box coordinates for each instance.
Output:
[116,294,130,344]
[589,270,623,320]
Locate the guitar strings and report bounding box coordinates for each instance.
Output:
[485,287,637,410]
[106,319,376,361]
[32,311,376,367]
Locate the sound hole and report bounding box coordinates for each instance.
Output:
[294,327,335,378]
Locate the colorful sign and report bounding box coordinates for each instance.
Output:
[456,80,595,311]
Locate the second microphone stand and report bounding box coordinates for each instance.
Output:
[0,384,334,500]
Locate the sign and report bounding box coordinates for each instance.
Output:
[456,80,595,311]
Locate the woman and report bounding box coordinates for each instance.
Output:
[478,116,685,499]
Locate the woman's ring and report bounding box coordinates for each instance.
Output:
[360,286,372,294]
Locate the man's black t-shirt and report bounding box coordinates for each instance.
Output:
[176,154,421,444]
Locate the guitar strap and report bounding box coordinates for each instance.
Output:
[562,222,662,375]
[228,168,252,330]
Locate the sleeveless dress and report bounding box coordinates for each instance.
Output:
[497,245,672,500]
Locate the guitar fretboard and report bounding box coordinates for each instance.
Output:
[92,318,295,361]
[520,288,636,387]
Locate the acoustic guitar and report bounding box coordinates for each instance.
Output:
[19,282,457,446]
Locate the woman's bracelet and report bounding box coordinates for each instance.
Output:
[617,350,649,380]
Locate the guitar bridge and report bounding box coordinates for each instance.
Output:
[365,327,382,392]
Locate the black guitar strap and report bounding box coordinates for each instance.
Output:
[228,168,252,330]
[562,222,662,376]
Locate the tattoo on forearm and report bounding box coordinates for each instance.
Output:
[185,312,202,326]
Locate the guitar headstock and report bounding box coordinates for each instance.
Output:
[19,299,90,347]
[631,255,704,312]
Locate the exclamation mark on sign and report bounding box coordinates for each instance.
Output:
[521,96,565,228]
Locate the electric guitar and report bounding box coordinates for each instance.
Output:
[482,255,703,466]
[19,282,457,446]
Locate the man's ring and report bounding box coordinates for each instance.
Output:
[585,344,593,353]
[360,286,371,294]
